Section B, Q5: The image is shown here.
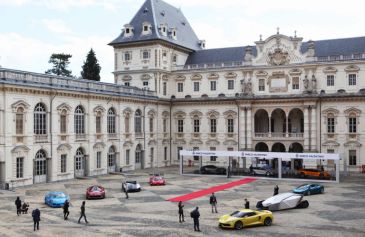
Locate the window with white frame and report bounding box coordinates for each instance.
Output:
[228,80,234,90]
[210,81,217,91]
[149,117,154,133]
[227,118,234,133]
[135,110,142,133]
[193,82,199,92]
[348,74,357,86]
[177,82,183,92]
[292,77,299,90]
[349,116,357,133]
[210,118,217,133]
[193,118,200,133]
[95,111,102,134]
[61,154,67,173]
[60,109,67,134]
[164,147,168,161]
[327,116,335,133]
[34,103,47,135]
[107,108,116,134]
[124,52,131,61]
[96,151,101,169]
[193,147,199,161]
[210,147,217,161]
[142,50,150,59]
[259,79,265,91]
[74,105,85,134]
[163,82,167,95]
[163,119,167,133]
[126,149,130,165]
[349,150,356,166]
[16,107,24,135]
[327,75,335,86]
[177,119,183,132]
[16,157,24,178]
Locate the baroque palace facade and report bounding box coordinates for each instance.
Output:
[1,0,365,188]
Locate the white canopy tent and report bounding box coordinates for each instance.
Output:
[179,150,340,183]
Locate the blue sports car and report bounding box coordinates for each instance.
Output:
[44,192,70,208]
[293,184,324,196]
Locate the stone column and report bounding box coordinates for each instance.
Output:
[303,107,310,151]
[246,107,252,150]
[268,116,272,137]
[311,106,317,151]
[286,115,289,137]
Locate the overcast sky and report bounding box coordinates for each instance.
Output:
[0,0,364,83]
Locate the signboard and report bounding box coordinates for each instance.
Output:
[179,150,340,161]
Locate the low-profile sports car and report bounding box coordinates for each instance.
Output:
[86,185,106,199]
[257,192,309,211]
[219,209,273,230]
[200,165,226,175]
[250,166,274,176]
[44,191,70,208]
[123,181,141,192]
[297,168,331,179]
[149,175,166,186]
[293,184,324,195]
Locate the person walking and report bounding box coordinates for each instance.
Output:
[244,198,250,209]
[274,185,279,196]
[190,207,200,232]
[210,193,218,213]
[178,201,185,223]
[32,208,41,231]
[63,200,70,220]
[78,201,88,224]
[122,182,129,199]
[15,197,22,216]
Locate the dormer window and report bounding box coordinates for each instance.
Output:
[170,28,177,40]
[144,25,148,31]
[172,54,177,64]
[142,22,152,35]
[160,24,167,36]
[123,24,134,38]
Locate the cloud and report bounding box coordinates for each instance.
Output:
[41,19,72,34]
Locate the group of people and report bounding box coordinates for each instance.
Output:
[15,197,29,215]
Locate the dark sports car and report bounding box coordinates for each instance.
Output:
[293,184,324,195]
[200,165,226,175]
[86,185,106,199]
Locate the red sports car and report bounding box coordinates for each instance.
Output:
[86,185,106,199]
[149,175,166,186]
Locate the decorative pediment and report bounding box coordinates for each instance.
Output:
[344,141,362,148]
[57,143,72,151]
[344,107,361,116]
[147,109,156,117]
[189,139,203,145]
[93,142,106,150]
[322,141,340,147]
[93,105,106,114]
[173,139,186,145]
[174,75,186,81]
[123,141,133,147]
[191,74,202,80]
[224,72,237,78]
[173,111,186,119]
[141,74,151,80]
[255,70,268,77]
[322,108,340,116]
[206,110,220,118]
[162,139,170,145]
[223,110,237,118]
[11,145,30,153]
[57,103,71,112]
[148,140,157,146]
[122,75,132,81]
[206,139,220,146]
[190,110,203,118]
[288,68,303,76]
[223,140,238,146]
[207,73,219,80]
[11,100,30,111]
[323,66,338,74]
[344,65,360,72]
[162,111,170,118]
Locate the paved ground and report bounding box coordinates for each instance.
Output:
[0,167,365,237]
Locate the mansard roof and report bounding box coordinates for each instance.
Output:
[109,0,202,51]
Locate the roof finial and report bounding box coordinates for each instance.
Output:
[294,30,297,38]
[277,27,280,35]
[259,34,262,41]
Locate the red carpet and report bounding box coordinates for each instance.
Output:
[168,177,256,202]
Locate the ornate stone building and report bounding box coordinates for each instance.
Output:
[1,0,365,188]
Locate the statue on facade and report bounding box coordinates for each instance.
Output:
[245,78,252,94]
[303,75,309,91]
[241,78,246,93]
[311,75,317,92]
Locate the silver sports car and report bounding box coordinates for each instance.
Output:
[122,181,141,192]
[257,192,309,211]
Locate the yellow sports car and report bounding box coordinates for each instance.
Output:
[219,209,273,230]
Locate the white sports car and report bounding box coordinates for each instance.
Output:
[257,192,309,211]
[122,181,141,192]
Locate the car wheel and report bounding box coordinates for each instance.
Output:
[265,171,270,176]
[234,221,244,230]
[320,187,324,194]
[264,217,272,226]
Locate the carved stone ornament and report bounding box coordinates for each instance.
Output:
[268,48,290,66]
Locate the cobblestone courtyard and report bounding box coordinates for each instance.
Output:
[1,167,365,237]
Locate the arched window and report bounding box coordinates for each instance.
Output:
[134,109,142,133]
[107,108,116,134]
[35,150,47,176]
[34,103,47,135]
[16,107,24,135]
[108,146,116,171]
[74,106,85,134]
[95,111,102,134]
[60,109,67,134]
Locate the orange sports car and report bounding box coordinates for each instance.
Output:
[297,168,331,179]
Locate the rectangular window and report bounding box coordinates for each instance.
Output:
[327,75,334,86]
[177,147,183,160]
[163,82,167,95]
[178,120,184,133]
[210,119,216,133]
[143,25,148,31]
[163,119,167,133]
[16,157,24,178]
[126,149,130,165]
[210,147,217,162]
[327,149,334,153]
[194,119,200,133]
[149,117,154,133]
[96,116,101,134]
[150,147,154,163]
[193,147,199,161]
[177,83,183,92]
[349,117,357,133]
[227,119,234,133]
[124,82,130,86]
[228,80,234,90]
[60,114,67,133]
[125,117,130,133]
[172,55,177,64]
[292,77,299,90]
[142,51,149,59]
[96,152,101,169]
[349,74,357,86]
[143,81,149,86]
[61,154,67,173]
[210,81,217,91]
[164,147,168,161]
[16,113,24,135]
[124,52,131,61]
[259,79,265,91]
[349,150,357,166]
[327,117,335,133]
[193,82,199,92]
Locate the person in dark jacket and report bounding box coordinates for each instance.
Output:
[63,200,70,220]
[15,197,22,216]
[190,207,200,231]
[178,201,184,223]
[32,208,41,231]
[78,201,88,224]
[244,198,250,209]
[122,182,129,199]
[274,185,279,196]
[209,193,218,213]
[21,202,29,214]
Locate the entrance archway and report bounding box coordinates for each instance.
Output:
[34,150,47,184]
[289,142,304,169]
[254,109,269,134]
[75,148,85,177]
[108,146,116,172]
[272,143,286,152]
[288,108,304,134]
[255,142,269,152]
[135,144,143,169]
[271,109,286,136]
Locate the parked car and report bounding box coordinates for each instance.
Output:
[293,184,324,195]
[257,192,309,211]
[200,165,226,175]
[86,185,106,199]
[44,191,70,208]
[219,209,273,230]
[123,181,141,192]
[149,175,166,186]
[250,166,274,176]
[297,168,331,179]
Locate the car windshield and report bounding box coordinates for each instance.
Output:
[91,186,101,191]
[153,177,163,181]
[230,211,247,218]
[51,193,66,198]
[297,184,309,189]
